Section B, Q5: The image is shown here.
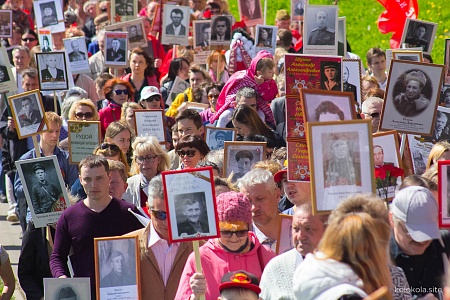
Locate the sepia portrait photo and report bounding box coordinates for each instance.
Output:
[0,10,12,38]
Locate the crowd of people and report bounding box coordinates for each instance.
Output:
[0,0,449,299]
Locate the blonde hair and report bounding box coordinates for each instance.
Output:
[120,102,141,124]
[45,111,62,127]
[318,213,392,298]
[426,141,450,170]
[131,136,170,175]
[251,159,283,176]
[68,99,99,121]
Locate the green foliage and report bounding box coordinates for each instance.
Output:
[228,0,450,67]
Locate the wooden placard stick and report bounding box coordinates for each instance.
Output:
[32,135,41,158]
[193,240,205,300]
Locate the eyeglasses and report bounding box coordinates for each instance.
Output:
[365,112,380,118]
[177,149,197,157]
[208,94,220,100]
[75,112,94,119]
[151,209,167,221]
[99,143,121,152]
[113,89,129,95]
[22,38,37,42]
[136,155,158,163]
[144,95,161,102]
[220,230,248,238]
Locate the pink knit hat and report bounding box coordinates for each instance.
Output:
[216,192,252,227]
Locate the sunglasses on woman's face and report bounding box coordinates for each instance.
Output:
[75,112,93,119]
[208,94,220,100]
[151,209,167,221]
[99,143,120,152]
[113,89,129,95]
[22,38,36,42]
[177,149,197,157]
[144,95,161,102]
[220,230,248,238]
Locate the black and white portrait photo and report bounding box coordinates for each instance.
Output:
[40,2,58,27]
[16,94,41,128]
[40,54,65,81]
[128,24,143,43]
[115,0,134,16]
[64,37,90,74]
[238,0,262,26]
[95,236,139,299]
[105,19,146,48]
[401,19,437,54]
[33,0,64,33]
[380,61,444,136]
[343,59,363,106]
[41,35,52,52]
[36,52,69,90]
[104,32,128,67]
[106,38,126,62]
[423,107,450,143]
[194,21,211,48]
[44,278,91,300]
[161,5,190,46]
[205,127,236,151]
[224,141,266,180]
[67,39,86,62]
[0,65,9,83]
[292,0,306,20]
[15,156,70,227]
[175,192,210,237]
[0,10,12,38]
[255,25,278,53]
[210,15,232,45]
[303,5,338,55]
[0,46,14,94]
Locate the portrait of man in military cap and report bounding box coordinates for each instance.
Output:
[320,61,341,91]
[30,162,63,214]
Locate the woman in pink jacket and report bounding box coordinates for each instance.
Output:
[175,191,275,300]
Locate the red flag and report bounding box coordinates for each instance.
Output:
[377,0,419,49]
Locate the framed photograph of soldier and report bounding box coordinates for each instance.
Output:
[438,160,450,227]
[372,130,403,201]
[35,52,69,91]
[68,121,101,164]
[167,76,190,106]
[0,10,12,38]
[255,25,278,56]
[161,167,220,243]
[194,20,211,50]
[185,102,209,113]
[133,109,166,142]
[303,5,338,56]
[205,127,236,151]
[276,214,294,255]
[63,37,90,74]
[287,139,310,182]
[400,18,438,55]
[392,50,423,62]
[421,106,450,144]
[337,17,346,56]
[342,59,362,108]
[111,0,138,23]
[44,278,91,300]
[161,4,190,46]
[8,90,48,139]
[385,47,422,72]
[33,0,65,33]
[307,120,375,215]
[94,235,140,300]
[38,29,52,53]
[223,141,266,181]
[406,134,432,175]
[444,39,450,86]
[300,89,356,123]
[238,0,262,27]
[0,46,15,94]
[105,18,147,49]
[210,15,233,46]
[104,31,128,68]
[379,60,445,136]
[291,0,307,21]
[15,156,70,228]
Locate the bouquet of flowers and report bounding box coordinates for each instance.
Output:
[374,165,404,205]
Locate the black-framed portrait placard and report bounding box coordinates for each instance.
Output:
[8,90,48,139]
[210,15,233,47]
[223,141,266,181]
[307,120,375,215]
[373,130,403,201]
[16,156,71,228]
[255,25,278,56]
[63,37,90,74]
[444,39,450,86]
[111,0,138,23]
[276,214,294,255]
[38,29,53,52]
[33,0,65,33]
[337,17,346,56]
[292,0,307,21]
[0,46,16,94]
[161,4,190,46]
[68,121,101,164]
[161,167,220,243]
[303,5,338,56]
[438,160,450,227]
[342,59,362,108]
[392,50,423,62]
[205,126,236,151]
[35,52,69,91]
[133,109,166,143]
[167,76,189,106]
[401,18,438,55]
[379,60,444,135]
[300,89,356,123]
[44,278,91,300]
[105,18,147,49]
[238,0,262,27]
[0,10,12,38]
[94,235,140,300]
[104,31,128,68]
